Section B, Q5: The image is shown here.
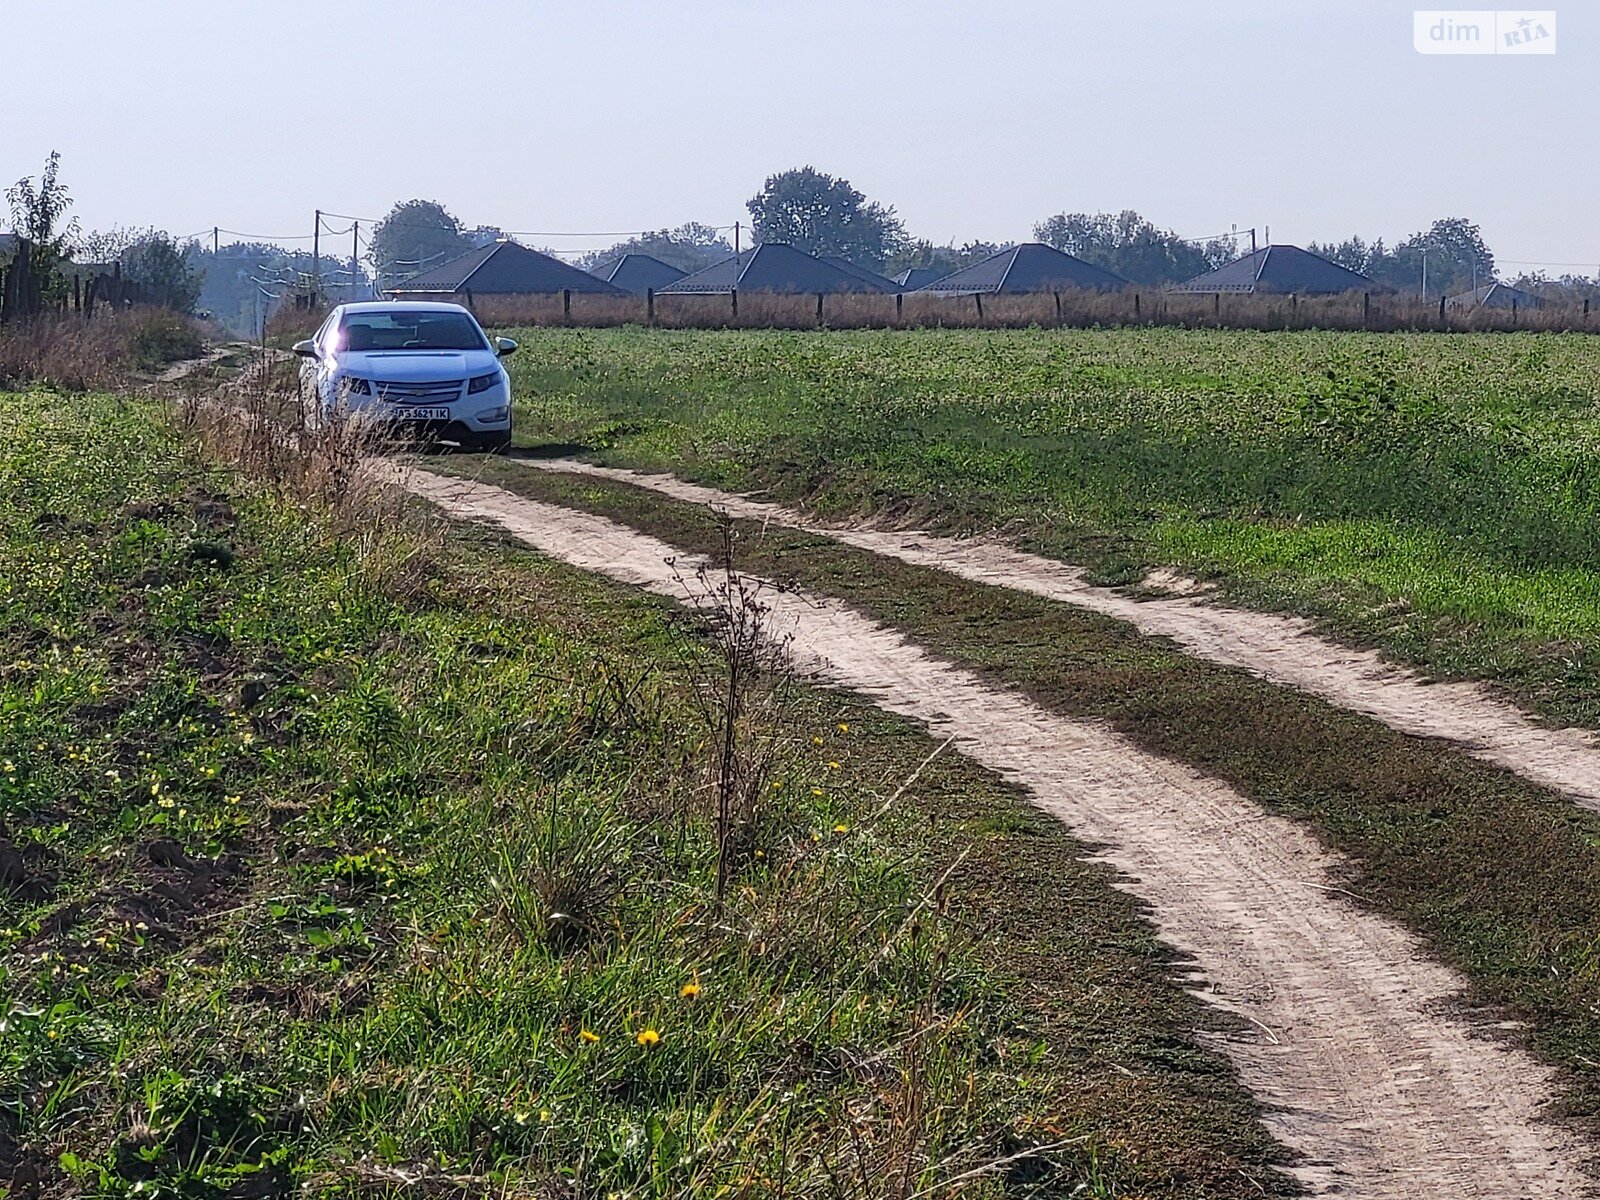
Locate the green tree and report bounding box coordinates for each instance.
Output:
[585,222,733,274]
[120,232,204,312]
[746,167,908,270]
[1306,236,1386,275]
[1033,210,1233,285]
[1312,219,1496,297]
[5,151,79,308]
[1389,218,1496,297]
[370,200,472,288]
[884,238,1009,277]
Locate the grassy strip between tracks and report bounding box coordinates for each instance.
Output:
[0,389,1292,1200]
[452,454,1600,1141]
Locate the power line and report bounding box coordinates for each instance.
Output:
[317,208,738,239]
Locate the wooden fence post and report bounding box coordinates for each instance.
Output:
[974,293,984,321]
[646,288,655,324]
[1511,298,1518,324]
[1213,293,1220,320]
[895,293,903,322]
[731,289,738,320]
[562,288,571,321]
[72,275,81,313]
[815,292,824,322]
[1053,291,1062,322]
[1134,293,1141,321]
[1438,295,1446,322]
[1363,292,1370,327]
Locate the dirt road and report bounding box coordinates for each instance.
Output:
[406,466,1593,1199]
[516,458,1600,812]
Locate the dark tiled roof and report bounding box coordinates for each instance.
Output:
[893,267,949,290]
[916,243,1127,294]
[591,253,686,294]
[657,243,896,294]
[818,255,902,292]
[1446,282,1541,310]
[389,240,627,296]
[1169,245,1374,295]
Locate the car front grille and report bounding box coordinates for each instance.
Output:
[376,379,464,403]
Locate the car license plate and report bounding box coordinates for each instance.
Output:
[394,407,451,421]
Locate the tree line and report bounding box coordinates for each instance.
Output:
[4,153,1587,337]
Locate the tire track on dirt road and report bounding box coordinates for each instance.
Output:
[515,458,1600,813]
[404,465,1594,1199]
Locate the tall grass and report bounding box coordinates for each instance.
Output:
[476,288,1600,335]
[269,287,1600,339]
[0,308,204,390]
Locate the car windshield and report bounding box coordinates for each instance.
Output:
[338,311,487,352]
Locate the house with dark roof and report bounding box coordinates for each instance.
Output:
[657,243,897,295]
[915,243,1127,294]
[1445,281,1542,311]
[590,253,686,294]
[1169,245,1374,295]
[818,255,903,292]
[386,239,627,302]
[893,267,948,291]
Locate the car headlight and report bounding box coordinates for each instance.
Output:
[342,377,371,395]
[467,372,500,394]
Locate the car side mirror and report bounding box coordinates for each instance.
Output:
[495,337,519,357]
[292,339,318,358]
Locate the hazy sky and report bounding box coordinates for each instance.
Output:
[5,1,1593,272]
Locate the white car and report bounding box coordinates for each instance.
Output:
[293,301,516,452]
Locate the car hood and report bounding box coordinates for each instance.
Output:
[338,349,500,381]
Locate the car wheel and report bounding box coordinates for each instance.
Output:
[473,430,512,454]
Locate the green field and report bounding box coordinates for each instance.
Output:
[502,326,1600,725]
[0,390,1289,1198]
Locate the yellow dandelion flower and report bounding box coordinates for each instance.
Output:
[580,1029,600,1043]
[225,795,241,805]
[811,736,823,746]
[837,722,849,733]
[680,982,701,999]
[827,761,841,771]
[636,1028,661,1047]
[811,788,823,797]
[833,823,850,834]
[771,780,783,790]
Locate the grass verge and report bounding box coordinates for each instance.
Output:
[0,390,1291,1199]
[451,455,1600,1142]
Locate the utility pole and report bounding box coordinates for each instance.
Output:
[352,220,360,299]
[1421,249,1428,299]
[212,226,219,256]
[734,221,741,257]
[312,209,321,309]
[1250,227,1257,255]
